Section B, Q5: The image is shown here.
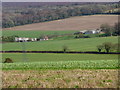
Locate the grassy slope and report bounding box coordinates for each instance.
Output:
[2,36,118,51]
[2,30,75,38]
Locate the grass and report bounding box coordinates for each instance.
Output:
[2,53,118,70]
[2,53,118,62]
[2,30,75,38]
[2,36,118,51]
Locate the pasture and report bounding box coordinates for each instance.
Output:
[2,36,118,51]
[3,15,118,31]
[2,30,75,38]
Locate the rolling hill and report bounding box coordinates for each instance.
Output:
[3,15,118,31]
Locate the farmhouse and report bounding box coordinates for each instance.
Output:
[74,29,103,35]
[15,37,37,42]
[15,36,49,42]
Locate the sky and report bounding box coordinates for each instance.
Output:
[1,0,120,2]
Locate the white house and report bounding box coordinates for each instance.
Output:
[15,36,48,42]
[75,29,103,35]
[15,37,37,42]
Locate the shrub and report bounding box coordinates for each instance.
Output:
[4,58,13,63]
[102,42,113,53]
[62,45,69,52]
[97,45,104,53]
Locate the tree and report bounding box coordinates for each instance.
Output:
[114,22,120,36]
[102,42,113,53]
[100,24,114,36]
[97,45,103,53]
[62,45,69,52]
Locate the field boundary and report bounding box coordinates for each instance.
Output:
[1,51,120,54]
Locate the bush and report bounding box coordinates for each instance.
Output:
[62,45,69,52]
[102,42,114,53]
[3,58,13,63]
[97,45,104,53]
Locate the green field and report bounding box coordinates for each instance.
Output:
[2,30,75,38]
[2,53,118,62]
[2,60,118,70]
[2,36,118,51]
[2,53,118,70]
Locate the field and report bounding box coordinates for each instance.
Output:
[2,53,118,70]
[2,36,118,51]
[2,30,75,38]
[2,14,119,88]
[2,53,119,88]
[2,70,118,88]
[3,15,118,31]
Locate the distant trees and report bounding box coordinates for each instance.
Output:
[100,22,120,36]
[97,42,119,53]
[2,2,118,28]
[2,35,18,42]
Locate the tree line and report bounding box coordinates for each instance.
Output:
[100,22,120,36]
[2,2,119,28]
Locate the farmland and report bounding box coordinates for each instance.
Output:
[3,15,118,31]
[2,30,75,38]
[2,69,118,88]
[2,31,119,88]
[2,53,118,63]
[2,2,119,88]
[2,36,118,51]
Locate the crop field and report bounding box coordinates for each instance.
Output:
[3,15,118,31]
[2,53,119,88]
[2,36,118,51]
[2,53,118,63]
[2,69,118,88]
[2,53,118,70]
[2,30,119,88]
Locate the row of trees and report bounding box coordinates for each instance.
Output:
[1,36,18,42]
[2,2,118,28]
[97,42,119,53]
[100,22,120,36]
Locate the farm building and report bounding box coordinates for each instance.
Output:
[74,29,103,35]
[15,36,49,42]
[15,37,37,42]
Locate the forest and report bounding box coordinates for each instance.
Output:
[2,2,119,28]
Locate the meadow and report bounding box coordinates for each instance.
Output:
[2,53,118,70]
[2,30,75,38]
[2,36,118,51]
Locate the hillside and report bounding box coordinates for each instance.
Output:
[3,15,118,31]
[2,36,118,51]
